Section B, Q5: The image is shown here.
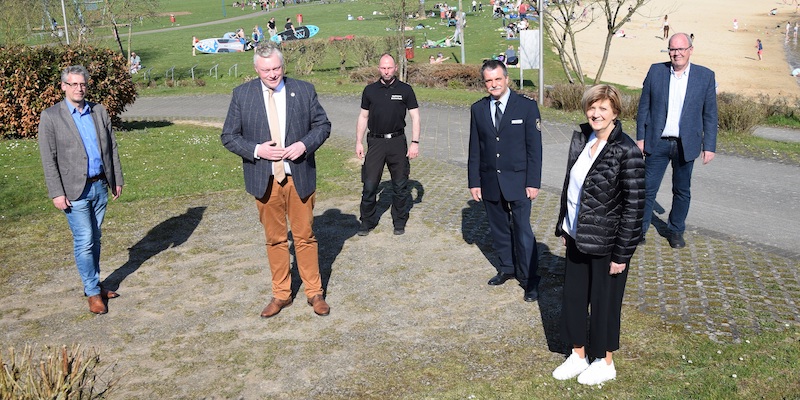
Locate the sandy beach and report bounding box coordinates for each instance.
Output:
[570,0,800,99]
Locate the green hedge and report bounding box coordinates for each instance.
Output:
[0,45,136,139]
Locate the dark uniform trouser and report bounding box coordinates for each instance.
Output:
[360,134,410,230]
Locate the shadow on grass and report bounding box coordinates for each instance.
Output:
[461,199,569,356]
[118,120,175,131]
[103,206,206,291]
[289,208,359,299]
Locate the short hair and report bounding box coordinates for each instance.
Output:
[480,59,507,77]
[253,40,284,66]
[61,65,89,83]
[379,53,395,63]
[669,32,693,48]
[581,84,623,116]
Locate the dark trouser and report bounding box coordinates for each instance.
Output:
[483,194,540,292]
[360,135,410,230]
[561,236,628,359]
[642,137,695,236]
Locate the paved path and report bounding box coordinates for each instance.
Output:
[122,94,800,256]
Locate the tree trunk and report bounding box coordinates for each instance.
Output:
[111,18,124,56]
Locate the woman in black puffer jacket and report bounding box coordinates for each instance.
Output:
[551,84,645,386]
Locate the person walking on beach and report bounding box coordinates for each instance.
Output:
[221,41,332,318]
[636,33,718,249]
[662,15,669,39]
[38,65,125,315]
[756,39,763,60]
[732,18,738,33]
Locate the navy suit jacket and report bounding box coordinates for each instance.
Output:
[221,77,330,199]
[468,90,542,202]
[636,62,718,162]
[38,100,124,200]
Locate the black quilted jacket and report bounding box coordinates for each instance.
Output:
[555,120,645,264]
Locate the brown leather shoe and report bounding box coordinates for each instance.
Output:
[101,288,120,299]
[260,297,292,318]
[307,294,330,316]
[88,295,107,314]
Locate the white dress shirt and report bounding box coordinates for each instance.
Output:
[662,63,691,138]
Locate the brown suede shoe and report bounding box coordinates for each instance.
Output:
[260,297,292,318]
[101,288,120,299]
[88,295,107,314]
[307,294,330,316]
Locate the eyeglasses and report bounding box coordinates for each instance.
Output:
[63,82,88,89]
[667,47,692,54]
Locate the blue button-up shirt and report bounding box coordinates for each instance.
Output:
[67,101,104,177]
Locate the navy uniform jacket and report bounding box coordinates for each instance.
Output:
[468,90,542,202]
[636,62,718,162]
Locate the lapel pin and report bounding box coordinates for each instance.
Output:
[290,92,295,97]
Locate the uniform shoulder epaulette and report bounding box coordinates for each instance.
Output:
[520,93,537,102]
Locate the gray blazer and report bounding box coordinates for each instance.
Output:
[221,77,331,199]
[636,62,718,162]
[38,100,124,200]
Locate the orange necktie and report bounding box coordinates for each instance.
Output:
[267,88,286,183]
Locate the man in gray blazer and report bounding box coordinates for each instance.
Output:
[38,65,124,315]
[637,32,718,249]
[221,41,331,318]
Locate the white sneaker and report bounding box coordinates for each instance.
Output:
[552,350,590,380]
[577,359,616,385]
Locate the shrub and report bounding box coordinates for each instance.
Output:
[350,36,394,68]
[0,45,136,139]
[757,93,800,121]
[280,39,329,76]
[350,63,483,91]
[0,344,119,398]
[408,64,484,90]
[546,83,585,112]
[717,92,765,134]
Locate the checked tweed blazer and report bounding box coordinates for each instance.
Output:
[221,77,331,199]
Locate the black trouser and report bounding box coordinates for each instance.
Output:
[561,236,628,359]
[360,134,410,230]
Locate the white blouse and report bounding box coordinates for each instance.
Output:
[561,132,607,239]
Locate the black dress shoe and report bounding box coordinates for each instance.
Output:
[524,290,539,302]
[393,228,405,235]
[488,273,514,286]
[668,232,685,249]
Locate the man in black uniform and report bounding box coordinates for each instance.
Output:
[355,53,421,236]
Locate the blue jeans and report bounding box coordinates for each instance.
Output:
[64,180,108,297]
[642,138,694,236]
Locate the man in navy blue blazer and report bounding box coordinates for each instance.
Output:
[636,32,718,249]
[468,60,543,302]
[222,41,331,318]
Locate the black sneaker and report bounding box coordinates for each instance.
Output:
[393,228,405,235]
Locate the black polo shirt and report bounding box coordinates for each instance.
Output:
[360,77,419,135]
